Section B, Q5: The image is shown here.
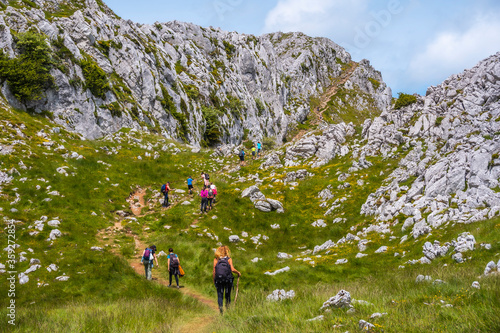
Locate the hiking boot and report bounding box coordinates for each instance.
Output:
[219,307,223,315]
[176,286,180,289]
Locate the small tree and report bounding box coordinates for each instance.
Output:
[262,136,276,151]
[394,93,417,110]
[202,106,222,146]
[0,32,55,102]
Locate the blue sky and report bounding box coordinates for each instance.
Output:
[105,0,500,96]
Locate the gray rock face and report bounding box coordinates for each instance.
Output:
[359,52,500,234]
[0,0,389,146]
[285,123,355,167]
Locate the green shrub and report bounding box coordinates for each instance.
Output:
[255,98,265,116]
[79,55,110,99]
[435,116,444,126]
[100,102,122,117]
[0,32,55,102]
[175,60,186,74]
[394,92,417,109]
[159,83,188,140]
[202,105,222,146]
[368,77,380,90]
[226,95,244,116]
[223,40,236,59]
[183,83,199,100]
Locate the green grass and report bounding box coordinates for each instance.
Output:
[0,104,499,332]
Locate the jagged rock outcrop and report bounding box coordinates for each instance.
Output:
[284,122,355,167]
[359,52,500,237]
[0,0,390,146]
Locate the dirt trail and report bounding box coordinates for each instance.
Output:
[104,188,219,333]
[312,61,359,124]
[292,62,358,142]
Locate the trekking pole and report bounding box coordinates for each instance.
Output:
[234,276,240,303]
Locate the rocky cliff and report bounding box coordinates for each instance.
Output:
[274,51,500,241]
[0,0,391,145]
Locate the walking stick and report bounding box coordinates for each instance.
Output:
[234,276,240,303]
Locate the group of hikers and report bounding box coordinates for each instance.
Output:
[160,172,218,214]
[141,246,182,288]
[239,141,262,166]
[142,245,241,314]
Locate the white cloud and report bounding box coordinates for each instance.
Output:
[263,0,369,37]
[409,15,500,85]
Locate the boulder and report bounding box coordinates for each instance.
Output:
[320,290,351,310]
[266,289,295,301]
[229,235,240,243]
[359,320,375,331]
[255,200,272,212]
[484,261,497,276]
[374,246,388,253]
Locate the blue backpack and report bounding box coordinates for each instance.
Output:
[161,184,167,193]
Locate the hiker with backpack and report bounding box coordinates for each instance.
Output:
[167,248,181,289]
[257,142,262,157]
[213,245,241,314]
[141,245,158,280]
[187,176,193,195]
[161,182,171,207]
[200,185,209,213]
[207,185,215,210]
[204,172,210,187]
[210,182,217,203]
[239,148,245,166]
[251,145,256,160]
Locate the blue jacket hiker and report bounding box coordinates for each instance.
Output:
[141,245,159,280]
[187,176,193,194]
[167,248,181,288]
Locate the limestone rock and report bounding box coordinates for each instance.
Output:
[320,289,351,310]
[229,235,240,243]
[266,289,295,301]
[264,266,290,276]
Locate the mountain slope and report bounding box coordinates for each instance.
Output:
[0,0,390,145]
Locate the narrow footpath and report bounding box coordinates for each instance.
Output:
[312,61,359,124]
[103,188,219,333]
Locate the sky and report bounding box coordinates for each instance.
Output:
[104,0,500,96]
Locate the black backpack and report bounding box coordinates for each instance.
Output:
[205,173,210,180]
[170,254,179,268]
[215,257,233,283]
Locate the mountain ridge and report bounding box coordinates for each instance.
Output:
[0,0,391,145]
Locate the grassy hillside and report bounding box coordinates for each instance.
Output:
[0,106,499,332]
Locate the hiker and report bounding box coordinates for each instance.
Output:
[207,184,215,210]
[167,248,181,289]
[257,142,262,157]
[204,172,210,187]
[210,182,217,203]
[213,245,241,314]
[239,148,245,166]
[187,176,193,195]
[141,245,158,280]
[161,182,171,207]
[200,185,208,213]
[251,145,256,160]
